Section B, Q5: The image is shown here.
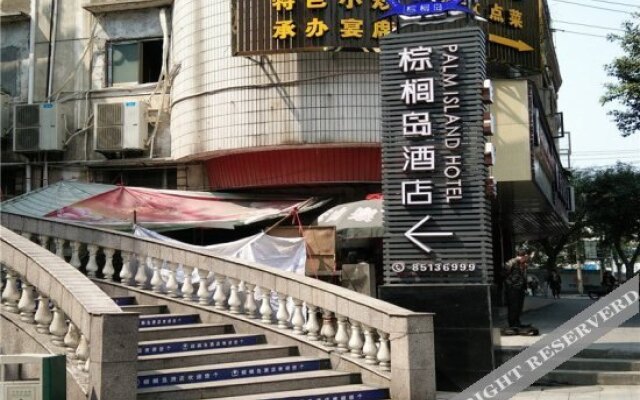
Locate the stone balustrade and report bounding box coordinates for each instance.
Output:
[0,225,138,400]
[1,213,435,399]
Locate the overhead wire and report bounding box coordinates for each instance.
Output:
[550,0,634,14]
[553,20,626,32]
[551,28,610,38]
[584,0,640,9]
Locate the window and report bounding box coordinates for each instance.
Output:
[108,39,163,86]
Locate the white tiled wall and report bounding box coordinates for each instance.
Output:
[170,0,381,160]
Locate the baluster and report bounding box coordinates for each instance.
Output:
[243,283,258,318]
[227,278,242,314]
[21,232,31,240]
[34,295,53,333]
[54,238,65,258]
[38,235,50,251]
[102,248,116,281]
[18,281,36,323]
[305,305,320,341]
[276,293,290,329]
[85,244,100,278]
[165,262,179,298]
[334,315,349,353]
[75,335,89,370]
[212,274,227,309]
[150,258,164,293]
[69,241,82,269]
[197,270,211,305]
[119,252,133,285]
[134,256,148,289]
[377,330,391,371]
[181,266,195,301]
[291,299,305,334]
[49,304,67,346]
[64,322,80,357]
[362,325,378,364]
[1,270,20,313]
[348,321,364,358]
[320,310,336,346]
[259,287,273,324]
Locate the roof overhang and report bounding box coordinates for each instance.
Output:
[83,0,173,14]
[0,11,29,23]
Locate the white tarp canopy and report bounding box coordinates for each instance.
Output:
[134,225,306,276]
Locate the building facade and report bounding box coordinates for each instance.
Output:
[1,0,571,243]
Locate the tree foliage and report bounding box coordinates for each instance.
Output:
[601,13,640,137]
[528,165,640,279]
[580,163,640,279]
[526,170,589,273]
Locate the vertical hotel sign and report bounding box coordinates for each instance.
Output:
[381,27,493,284]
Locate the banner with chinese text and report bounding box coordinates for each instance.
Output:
[232,0,392,55]
[380,26,493,284]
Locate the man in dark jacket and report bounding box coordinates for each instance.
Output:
[503,250,530,334]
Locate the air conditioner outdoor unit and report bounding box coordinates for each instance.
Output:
[13,103,69,152]
[94,101,147,152]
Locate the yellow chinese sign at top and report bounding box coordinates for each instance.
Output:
[234,0,392,55]
[271,0,391,40]
[477,0,541,70]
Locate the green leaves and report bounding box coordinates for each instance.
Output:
[602,13,640,137]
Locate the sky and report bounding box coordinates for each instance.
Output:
[546,0,640,170]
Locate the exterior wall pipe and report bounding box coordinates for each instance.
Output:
[43,154,48,187]
[28,0,38,104]
[46,0,58,100]
[25,164,32,193]
[148,7,170,159]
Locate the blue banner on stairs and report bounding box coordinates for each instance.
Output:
[137,360,325,388]
[137,335,261,355]
[276,389,390,400]
[139,314,199,328]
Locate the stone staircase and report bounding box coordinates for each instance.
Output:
[112,296,391,400]
[499,347,640,386]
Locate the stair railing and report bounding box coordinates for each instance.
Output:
[0,225,138,400]
[2,213,435,400]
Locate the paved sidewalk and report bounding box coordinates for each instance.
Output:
[496,295,640,352]
[438,385,640,400]
[436,296,640,399]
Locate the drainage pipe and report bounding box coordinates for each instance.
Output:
[46,0,58,100]
[28,0,38,104]
[148,7,170,159]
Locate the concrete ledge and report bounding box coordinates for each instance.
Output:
[83,0,173,13]
[0,11,29,23]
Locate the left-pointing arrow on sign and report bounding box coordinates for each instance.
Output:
[405,215,454,254]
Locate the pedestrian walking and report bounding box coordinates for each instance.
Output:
[549,269,562,299]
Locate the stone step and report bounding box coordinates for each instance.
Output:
[499,345,640,361]
[557,358,640,372]
[137,333,266,356]
[538,370,640,386]
[210,384,390,400]
[138,313,200,328]
[136,370,361,400]
[138,344,299,371]
[111,296,136,306]
[139,323,233,341]
[121,304,167,315]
